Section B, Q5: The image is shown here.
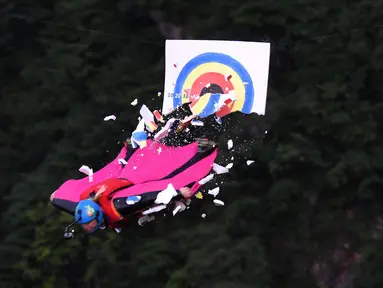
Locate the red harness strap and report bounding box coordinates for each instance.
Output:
[80,178,133,226]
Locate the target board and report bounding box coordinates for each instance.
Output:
[162,40,270,118]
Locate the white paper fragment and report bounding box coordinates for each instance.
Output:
[172,202,186,216]
[213,163,229,174]
[118,158,127,165]
[133,166,137,170]
[135,119,145,132]
[246,160,255,165]
[208,187,220,197]
[231,156,234,160]
[213,199,225,206]
[88,168,93,182]
[201,213,206,218]
[79,165,92,175]
[226,163,233,169]
[198,174,214,185]
[191,120,204,126]
[104,115,116,121]
[158,92,162,96]
[227,139,233,150]
[142,205,167,215]
[154,118,176,140]
[154,183,178,204]
[139,104,157,132]
[173,205,181,215]
[183,115,197,123]
[131,99,138,106]
[114,228,122,233]
[265,130,268,134]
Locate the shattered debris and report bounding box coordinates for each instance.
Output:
[104,115,116,121]
[131,99,138,106]
[213,199,225,206]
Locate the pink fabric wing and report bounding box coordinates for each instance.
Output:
[112,148,218,199]
[53,146,127,202]
[119,139,199,184]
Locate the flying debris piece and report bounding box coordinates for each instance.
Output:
[231,156,234,160]
[118,158,127,165]
[215,99,235,118]
[79,165,92,175]
[154,118,176,141]
[154,183,178,205]
[195,192,203,199]
[208,187,220,197]
[191,120,204,126]
[157,147,162,154]
[227,139,233,150]
[140,105,158,132]
[142,205,167,215]
[182,115,197,123]
[104,115,116,121]
[131,131,148,149]
[198,174,214,185]
[215,116,222,124]
[172,201,186,216]
[225,74,232,81]
[226,163,233,169]
[246,160,255,165]
[173,205,181,215]
[79,165,93,182]
[265,130,268,134]
[201,213,206,218]
[153,110,164,122]
[88,169,93,182]
[157,92,162,96]
[213,199,225,206]
[131,99,138,106]
[212,163,229,174]
[130,119,146,148]
[114,228,122,233]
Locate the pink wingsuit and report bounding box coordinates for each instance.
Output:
[53,139,217,203]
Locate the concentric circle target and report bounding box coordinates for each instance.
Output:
[173,52,254,117]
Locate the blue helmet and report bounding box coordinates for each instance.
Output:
[74,200,103,233]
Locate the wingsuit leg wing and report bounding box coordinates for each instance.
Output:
[111,146,218,219]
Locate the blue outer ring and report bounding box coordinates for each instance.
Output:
[173,52,254,114]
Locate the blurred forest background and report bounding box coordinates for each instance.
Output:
[1,1,383,288]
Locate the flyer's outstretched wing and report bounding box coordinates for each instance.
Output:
[112,147,218,199]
